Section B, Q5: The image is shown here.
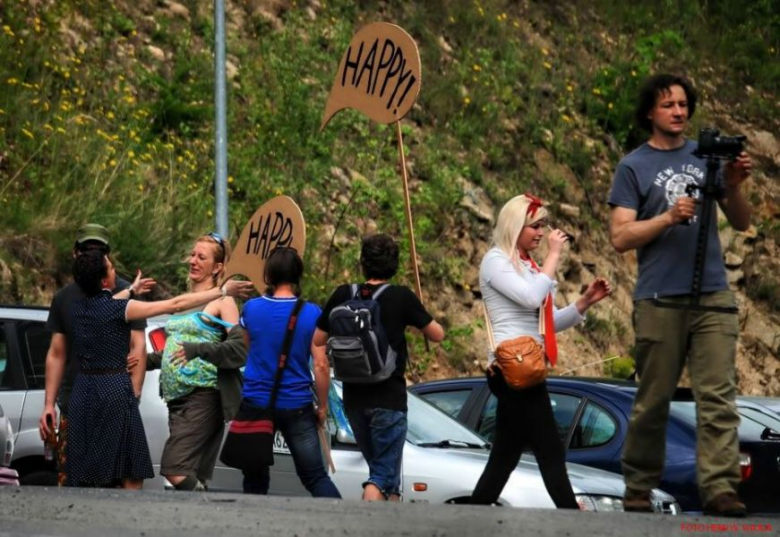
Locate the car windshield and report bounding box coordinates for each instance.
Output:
[671,401,780,437]
[406,389,489,448]
[331,381,488,448]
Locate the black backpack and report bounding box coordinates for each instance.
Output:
[326,284,397,384]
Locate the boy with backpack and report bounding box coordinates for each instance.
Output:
[314,234,445,501]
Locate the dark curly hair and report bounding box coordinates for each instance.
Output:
[73,249,108,296]
[360,234,399,280]
[263,247,304,293]
[635,73,697,132]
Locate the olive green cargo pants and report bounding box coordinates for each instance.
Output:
[622,291,741,504]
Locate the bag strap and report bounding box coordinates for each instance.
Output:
[350,284,359,300]
[268,298,305,411]
[482,301,496,352]
[370,283,390,300]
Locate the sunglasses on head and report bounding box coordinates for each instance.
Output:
[208,232,225,249]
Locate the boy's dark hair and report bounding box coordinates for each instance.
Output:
[263,247,304,289]
[73,249,108,296]
[360,234,399,281]
[635,73,697,132]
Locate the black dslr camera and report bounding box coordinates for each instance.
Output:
[693,128,746,160]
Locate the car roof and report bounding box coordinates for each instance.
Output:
[0,305,49,322]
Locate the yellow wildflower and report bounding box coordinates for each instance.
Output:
[562,115,572,123]
[128,150,135,158]
[463,96,471,105]
[228,176,234,184]
[110,159,117,167]
[6,78,19,85]
[21,128,34,139]
[56,127,66,134]
[608,102,614,110]
[592,88,601,95]
[473,64,482,72]
[543,61,552,70]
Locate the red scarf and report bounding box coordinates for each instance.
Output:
[523,256,558,367]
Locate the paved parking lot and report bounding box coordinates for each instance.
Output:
[0,487,775,537]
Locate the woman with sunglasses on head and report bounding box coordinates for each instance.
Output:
[470,194,612,508]
[148,232,245,491]
[38,250,253,489]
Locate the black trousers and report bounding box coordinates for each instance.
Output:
[471,368,578,509]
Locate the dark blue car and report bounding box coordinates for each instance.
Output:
[409,377,780,514]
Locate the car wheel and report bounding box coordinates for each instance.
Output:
[19,471,58,486]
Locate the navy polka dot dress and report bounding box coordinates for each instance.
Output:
[66,291,154,486]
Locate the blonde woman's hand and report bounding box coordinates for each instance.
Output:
[546,229,569,255]
[222,279,255,299]
[583,278,613,306]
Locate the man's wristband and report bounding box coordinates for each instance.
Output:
[128,287,136,299]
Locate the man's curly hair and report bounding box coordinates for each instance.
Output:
[360,234,399,280]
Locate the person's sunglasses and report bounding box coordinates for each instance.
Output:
[208,232,226,250]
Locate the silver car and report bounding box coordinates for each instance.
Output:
[0,305,678,512]
[0,403,19,485]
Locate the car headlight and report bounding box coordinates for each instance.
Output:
[650,490,681,515]
[576,494,624,512]
[3,420,13,467]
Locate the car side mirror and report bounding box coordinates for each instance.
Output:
[336,428,356,445]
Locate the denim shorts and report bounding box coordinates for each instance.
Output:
[345,407,407,498]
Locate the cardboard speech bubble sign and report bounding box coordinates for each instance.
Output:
[321,22,421,130]
[223,196,306,293]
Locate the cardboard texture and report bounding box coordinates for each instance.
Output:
[321,22,421,129]
[223,196,306,292]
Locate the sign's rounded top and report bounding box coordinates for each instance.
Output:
[222,196,306,293]
[321,22,421,129]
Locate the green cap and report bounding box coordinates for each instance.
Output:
[75,223,110,246]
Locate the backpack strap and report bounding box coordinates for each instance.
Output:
[350,284,360,300]
[370,283,390,300]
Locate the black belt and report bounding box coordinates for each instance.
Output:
[80,367,127,375]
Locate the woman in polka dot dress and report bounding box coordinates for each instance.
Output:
[39,250,253,488]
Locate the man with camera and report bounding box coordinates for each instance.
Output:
[608,74,752,516]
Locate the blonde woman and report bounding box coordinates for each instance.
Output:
[151,232,243,491]
[470,194,612,508]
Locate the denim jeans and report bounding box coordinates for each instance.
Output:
[345,406,407,498]
[242,404,341,498]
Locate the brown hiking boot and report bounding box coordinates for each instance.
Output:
[624,487,654,513]
[702,492,747,518]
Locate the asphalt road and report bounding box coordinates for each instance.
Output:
[0,487,775,537]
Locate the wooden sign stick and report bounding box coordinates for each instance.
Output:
[395,120,430,352]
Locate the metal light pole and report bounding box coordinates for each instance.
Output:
[213,0,229,237]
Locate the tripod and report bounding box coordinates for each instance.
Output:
[653,152,738,315]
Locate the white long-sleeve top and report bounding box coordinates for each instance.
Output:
[480,247,584,365]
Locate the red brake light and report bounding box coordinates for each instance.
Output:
[149,327,168,353]
[739,451,752,481]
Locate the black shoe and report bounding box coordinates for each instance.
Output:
[624,487,654,513]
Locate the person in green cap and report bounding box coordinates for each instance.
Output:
[38,223,155,486]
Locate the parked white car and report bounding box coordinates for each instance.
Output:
[0,305,679,512]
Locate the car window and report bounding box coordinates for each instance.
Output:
[673,401,780,438]
[16,321,50,390]
[476,392,584,445]
[477,394,498,442]
[421,389,471,419]
[571,401,617,448]
[0,324,7,387]
[738,407,780,434]
[550,393,584,445]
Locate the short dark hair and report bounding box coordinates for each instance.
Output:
[635,73,697,132]
[263,247,304,288]
[73,249,108,296]
[73,240,110,255]
[360,234,399,280]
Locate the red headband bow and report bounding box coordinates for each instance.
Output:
[525,193,544,218]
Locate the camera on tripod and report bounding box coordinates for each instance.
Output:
[693,128,746,160]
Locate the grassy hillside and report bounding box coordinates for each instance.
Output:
[1,0,778,377]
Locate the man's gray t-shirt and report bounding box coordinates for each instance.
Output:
[609,139,727,300]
